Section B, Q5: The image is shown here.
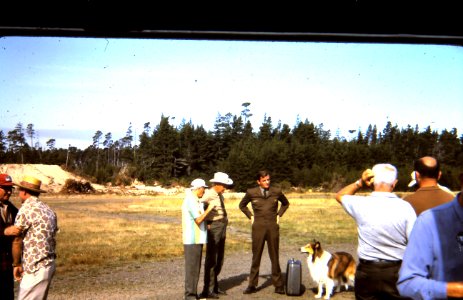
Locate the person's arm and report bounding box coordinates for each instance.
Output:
[335,169,374,204]
[194,204,215,225]
[12,236,23,281]
[4,225,22,236]
[397,216,447,299]
[277,191,289,218]
[447,282,463,298]
[239,192,253,220]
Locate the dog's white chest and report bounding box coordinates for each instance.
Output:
[307,252,332,283]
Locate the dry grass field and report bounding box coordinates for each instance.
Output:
[11,192,370,299]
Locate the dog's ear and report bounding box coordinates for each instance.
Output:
[315,241,320,249]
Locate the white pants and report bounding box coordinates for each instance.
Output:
[18,262,56,300]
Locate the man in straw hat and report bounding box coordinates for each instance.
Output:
[200,172,233,299]
[0,173,21,300]
[12,175,58,300]
[182,178,216,300]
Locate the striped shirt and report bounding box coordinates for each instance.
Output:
[182,190,207,245]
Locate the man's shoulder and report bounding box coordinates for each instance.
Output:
[246,186,260,193]
[269,186,282,193]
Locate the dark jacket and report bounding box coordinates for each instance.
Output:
[0,201,18,271]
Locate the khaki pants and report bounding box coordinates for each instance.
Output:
[18,262,56,300]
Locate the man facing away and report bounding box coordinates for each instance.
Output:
[404,156,454,216]
[239,170,289,295]
[335,164,416,300]
[12,175,58,300]
[0,174,21,300]
[397,180,463,299]
[200,172,233,299]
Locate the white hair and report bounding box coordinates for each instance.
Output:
[372,163,397,186]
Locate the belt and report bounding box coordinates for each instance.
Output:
[210,217,228,223]
[359,258,402,265]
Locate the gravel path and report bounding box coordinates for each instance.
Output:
[45,244,357,300]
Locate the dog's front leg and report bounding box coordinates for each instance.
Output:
[315,282,323,298]
[324,280,334,300]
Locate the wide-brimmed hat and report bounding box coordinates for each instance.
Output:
[14,175,47,193]
[0,174,13,187]
[210,172,233,186]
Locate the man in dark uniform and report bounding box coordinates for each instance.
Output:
[0,173,21,300]
[239,170,289,295]
[200,172,233,299]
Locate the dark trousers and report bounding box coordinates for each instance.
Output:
[203,219,227,293]
[248,221,283,288]
[184,244,203,300]
[355,260,410,300]
[0,267,15,300]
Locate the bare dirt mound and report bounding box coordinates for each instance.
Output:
[0,164,97,193]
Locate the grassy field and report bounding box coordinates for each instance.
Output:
[12,192,360,276]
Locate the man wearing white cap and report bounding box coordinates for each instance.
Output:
[182,178,215,300]
[200,172,233,299]
[404,156,454,216]
[335,164,416,300]
[12,175,58,300]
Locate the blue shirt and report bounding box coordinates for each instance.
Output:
[397,195,463,300]
[181,190,207,245]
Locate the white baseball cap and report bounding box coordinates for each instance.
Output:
[190,178,208,190]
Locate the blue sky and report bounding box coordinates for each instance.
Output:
[1,36,462,149]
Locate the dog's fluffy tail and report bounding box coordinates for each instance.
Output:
[327,252,356,281]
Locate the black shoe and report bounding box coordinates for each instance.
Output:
[274,286,285,294]
[214,288,227,295]
[243,286,258,294]
[199,291,219,299]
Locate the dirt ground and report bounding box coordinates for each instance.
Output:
[38,243,357,300]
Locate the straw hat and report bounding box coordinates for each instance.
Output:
[14,175,47,193]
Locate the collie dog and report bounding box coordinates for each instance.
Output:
[300,241,356,299]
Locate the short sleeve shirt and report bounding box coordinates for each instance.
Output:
[182,191,207,245]
[14,196,58,274]
[342,192,416,261]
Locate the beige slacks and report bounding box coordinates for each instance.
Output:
[18,262,56,300]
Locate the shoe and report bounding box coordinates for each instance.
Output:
[243,286,258,294]
[199,292,219,299]
[214,288,227,295]
[274,286,285,294]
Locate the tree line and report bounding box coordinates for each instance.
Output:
[1,104,462,192]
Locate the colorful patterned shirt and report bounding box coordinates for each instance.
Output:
[182,190,207,245]
[14,196,58,274]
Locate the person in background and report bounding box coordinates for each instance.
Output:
[200,172,233,299]
[404,156,454,215]
[12,175,58,300]
[397,180,463,299]
[182,178,215,300]
[0,174,21,300]
[239,170,289,295]
[335,164,416,300]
